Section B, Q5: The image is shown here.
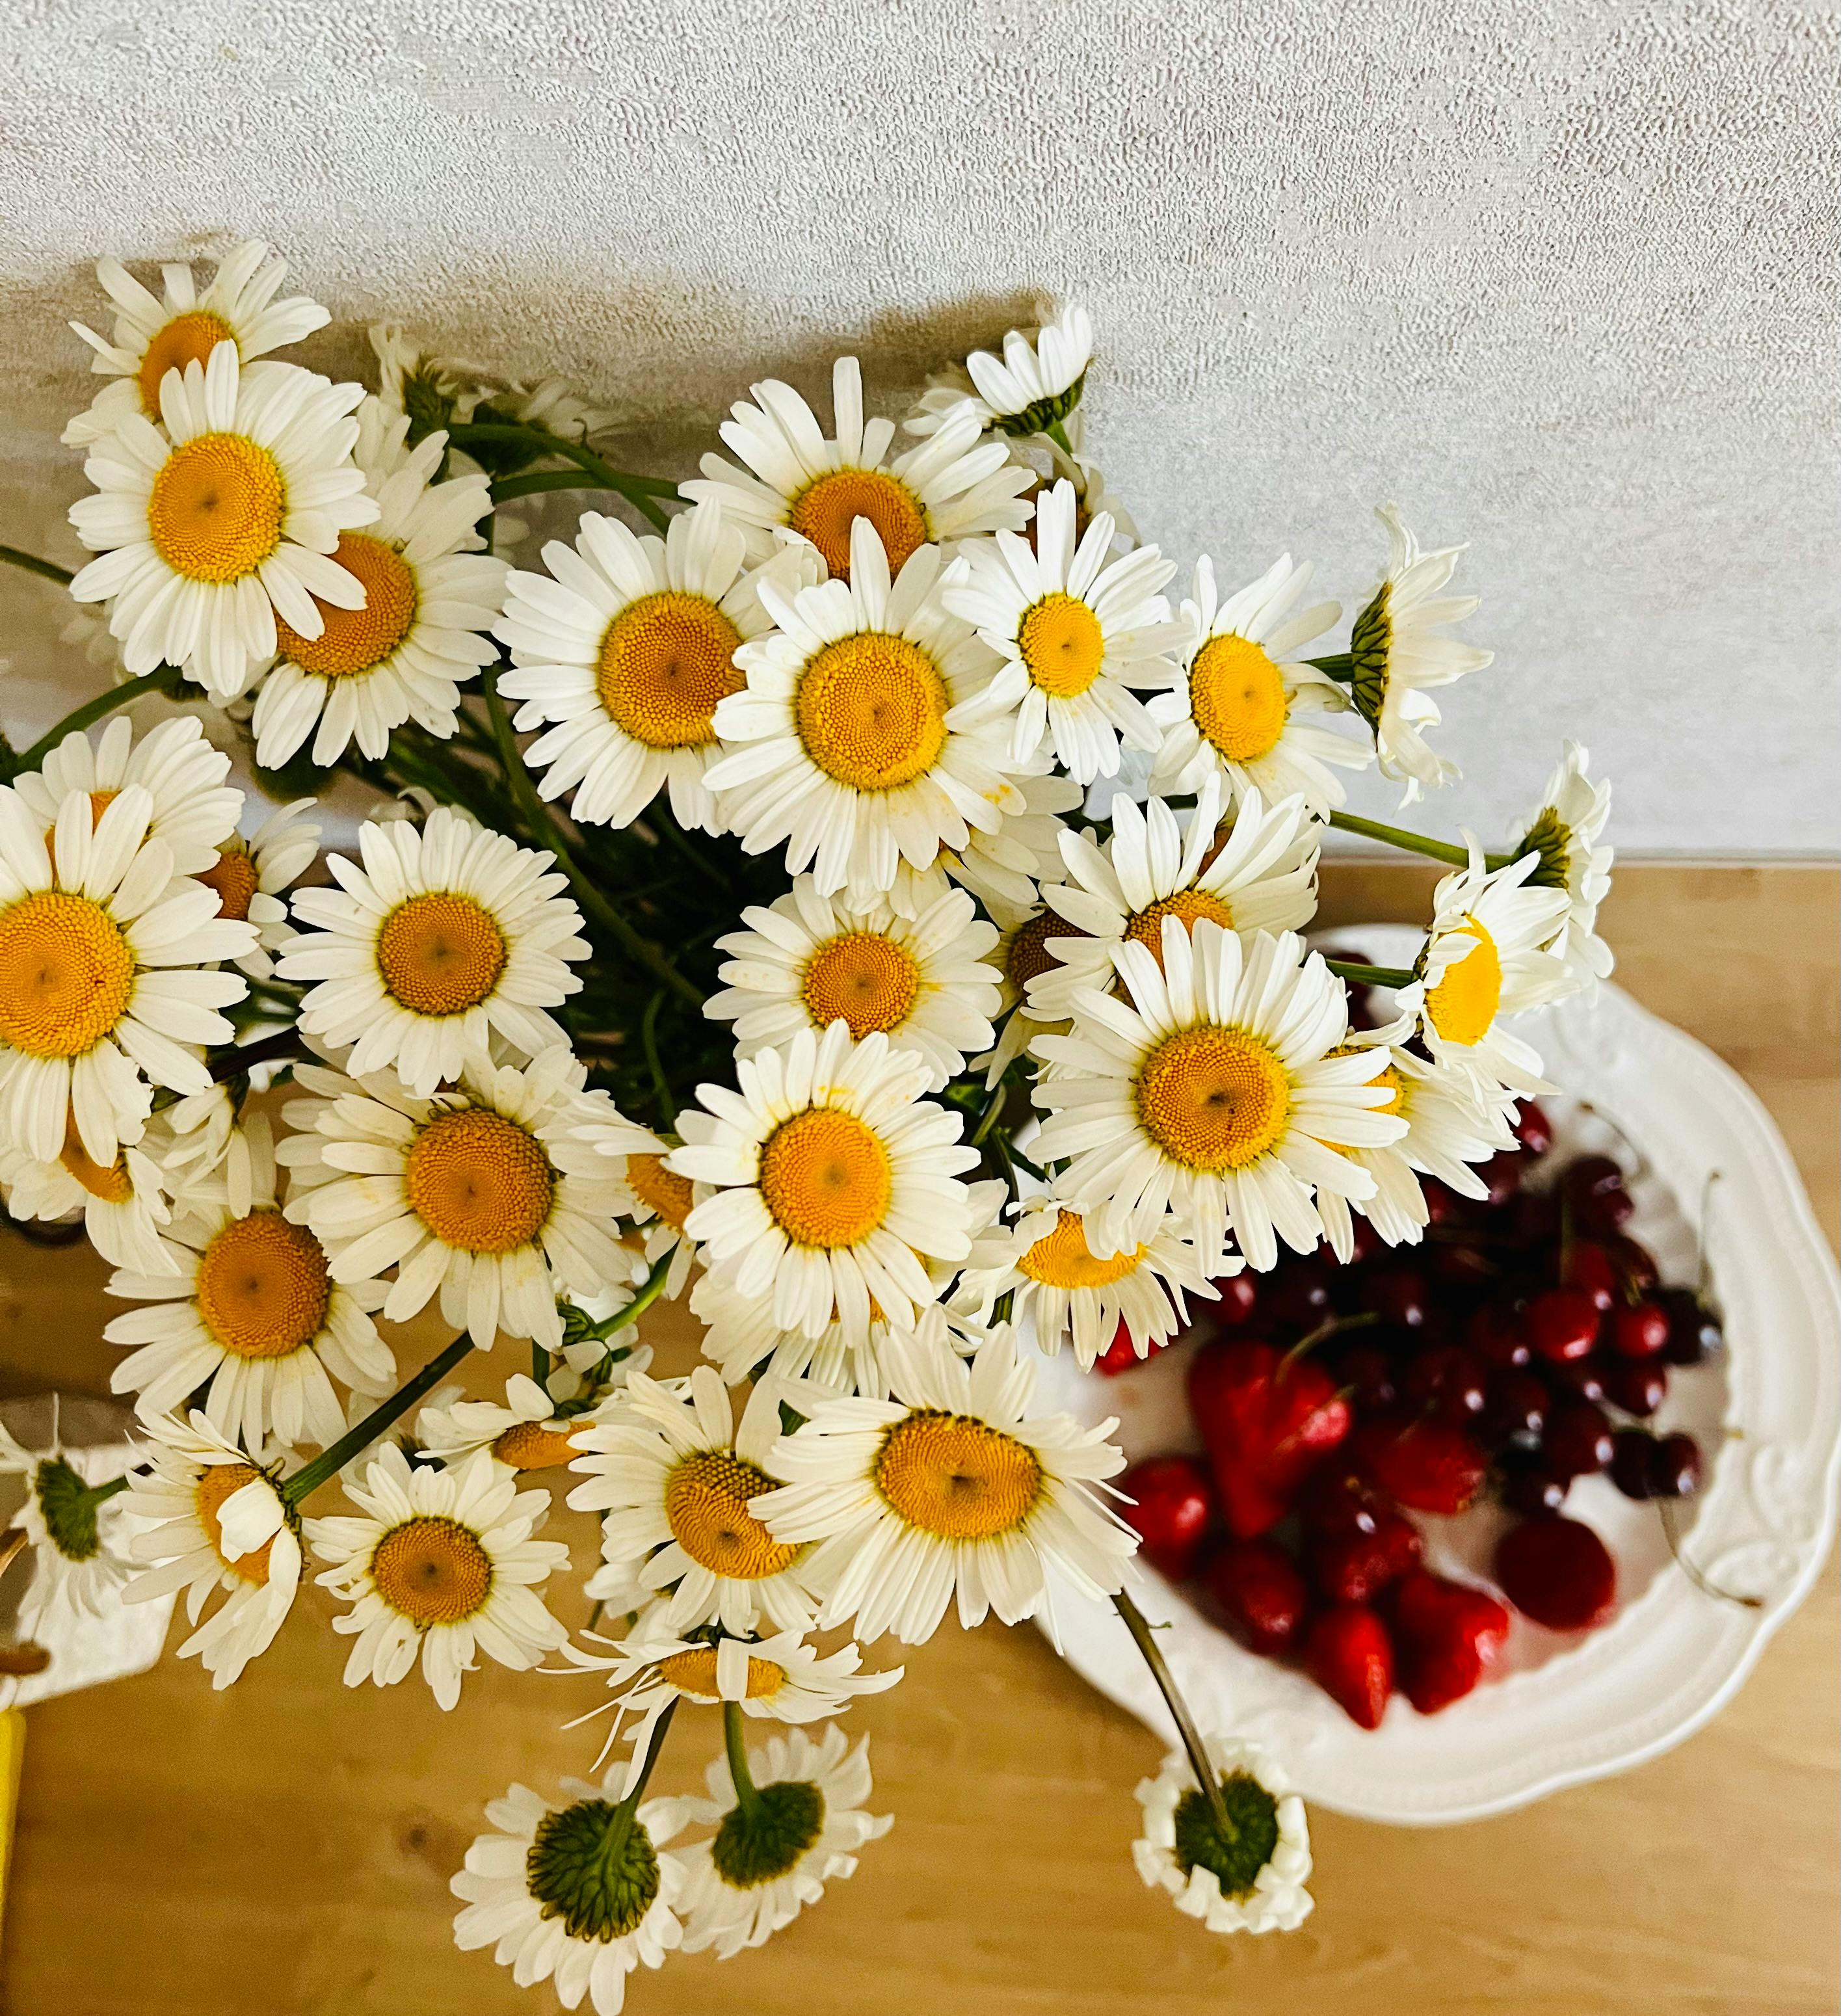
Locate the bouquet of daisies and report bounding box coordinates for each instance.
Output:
[0,239,1613,2007]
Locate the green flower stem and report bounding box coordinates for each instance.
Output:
[1323,959,1417,990]
[1045,419,1076,458]
[531,1339,551,1386]
[722,1699,764,1821]
[607,1251,675,1337]
[75,1473,132,1515]
[639,989,675,1126]
[14,666,183,772]
[451,424,675,530]
[1114,1589,1232,1839]
[282,1332,475,1507]
[209,1027,309,1081]
[482,669,702,1009]
[970,1077,1009,1148]
[1307,652,1355,682]
[0,544,75,588]
[1325,809,1514,875]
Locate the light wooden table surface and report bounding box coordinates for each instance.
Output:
[0,863,1834,2016]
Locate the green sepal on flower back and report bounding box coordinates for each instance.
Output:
[526,1797,661,1942]
[1514,804,1575,890]
[990,369,1087,439]
[34,1456,103,1561]
[1347,579,1393,735]
[1171,1771,1282,1902]
[711,1779,826,1890]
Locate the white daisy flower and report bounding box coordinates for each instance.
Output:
[141,1082,248,1215]
[496,504,808,835]
[278,806,589,1096]
[568,1104,701,1300]
[1509,740,1615,988]
[68,345,377,699]
[669,1022,979,1340]
[1035,407,1140,548]
[670,1723,892,1959]
[682,354,1031,581]
[705,879,1001,1093]
[119,1408,300,1688]
[10,714,241,877]
[942,479,1176,784]
[451,1770,688,2016]
[886,758,1084,923]
[0,783,256,1167]
[309,1444,569,1710]
[1347,503,1493,804]
[416,1370,598,1474]
[0,1420,135,1636]
[280,1046,633,1351]
[1133,1735,1313,1935]
[248,397,508,768]
[1,1125,173,1275]
[1148,553,1368,816]
[758,1318,1136,1645]
[1027,780,1320,1022]
[907,304,1094,441]
[1031,922,1407,1271]
[970,900,1080,1091]
[566,1367,819,1638]
[63,239,330,449]
[201,795,321,979]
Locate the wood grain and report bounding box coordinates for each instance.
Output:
[0,864,1834,2015]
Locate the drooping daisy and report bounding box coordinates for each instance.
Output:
[1133,1735,1313,1935]
[886,758,1084,923]
[672,1723,892,1959]
[68,345,376,698]
[141,1081,246,1215]
[63,239,330,449]
[1394,841,1574,1101]
[758,1319,1135,1645]
[703,522,1013,905]
[416,1370,596,1474]
[942,479,1176,783]
[496,504,807,835]
[682,354,1031,580]
[1509,741,1615,988]
[1148,553,1368,816]
[1,1123,173,1274]
[248,397,508,767]
[1346,503,1493,804]
[309,1444,569,1710]
[1026,780,1320,1022]
[281,1046,631,1351]
[669,1021,978,1339]
[11,714,241,877]
[568,1103,700,1299]
[567,1367,819,1638]
[906,304,1095,441]
[119,1408,301,1688]
[705,879,1001,1093]
[199,795,320,979]
[0,783,256,1166]
[279,807,589,1096]
[1031,922,1407,1271]
[451,1771,687,2016]
[0,1420,135,1636]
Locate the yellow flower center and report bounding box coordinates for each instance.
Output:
[626,1151,695,1232]
[0,891,135,1059]
[1004,909,1085,995]
[274,532,418,677]
[1425,914,1503,1047]
[1018,591,1106,698]
[795,633,948,791]
[194,1463,277,1587]
[654,1646,786,1699]
[1018,1210,1145,1290]
[59,1116,135,1204]
[196,845,260,923]
[663,1450,802,1579]
[135,311,235,417]
[595,589,744,750]
[375,892,508,1018]
[405,1108,555,1254]
[1189,633,1289,764]
[1123,888,1237,966]
[369,1515,494,1625]
[146,432,285,585]
[195,1210,332,1360]
[1318,1047,1406,1148]
[1135,1024,1291,1173]
[757,1107,892,1251]
[787,468,927,581]
[491,1419,579,1470]
[800,931,921,1038]
[874,1409,1043,1539]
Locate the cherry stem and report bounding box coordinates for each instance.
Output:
[1279,1308,1377,1377]
[1697,1169,1724,1304]
[1658,1493,1764,1610]
[1114,1590,1232,1839]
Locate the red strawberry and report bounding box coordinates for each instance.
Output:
[1353,1415,1487,1515]
[1392,1571,1511,1712]
[1310,1502,1423,1604]
[1120,1455,1216,1580]
[1495,1515,1617,1631]
[1187,1338,1353,1538]
[1200,1537,1311,1656]
[1306,1605,1395,1729]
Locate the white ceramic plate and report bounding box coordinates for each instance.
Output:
[1036,924,1841,1825]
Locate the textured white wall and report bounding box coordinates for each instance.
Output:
[1,0,1836,851]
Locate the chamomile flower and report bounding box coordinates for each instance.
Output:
[758,1319,1135,1645]
[669,1022,978,1340]
[248,397,508,767]
[1,1125,173,1274]
[0,1421,134,1636]
[1027,780,1320,1022]
[119,1409,300,1688]
[1032,923,1406,1271]
[908,304,1095,440]
[496,503,803,835]
[672,1724,892,1959]
[1509,741,1615,988]
[682,354,1031,581]
[1132,1735,1313,1935]
[1347,504,1493,804]
[451,1771,687,2016]
[1394,842,1573,1101]
[415,1370,594,1474]
[68,345,376,698]
[568,1105,700,1299]
[10,715,241,877]
[63,239,330,448]
[566,1368,819,1637]
[0,783,256,1167]
[705,880,1001,1092]
[886,758,1084,922]
[703,522,1013,906]
[279,807,589,1096]
[202,795,320,979]
[1148,553,1368,815]
[309,1444,568,1710]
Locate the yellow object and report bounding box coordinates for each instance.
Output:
[0,1708,25,1938]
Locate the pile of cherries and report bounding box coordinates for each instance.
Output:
[1109,1102,1725,1729]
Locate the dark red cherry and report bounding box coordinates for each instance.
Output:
[1366,1267,1431,1331]
[1526,1289,1601,1364]
[1609,1431,1657,1500]
[1499,1455,1570,1519]
[1545,1356,1608,1405]
[1606,1234,1660,1296]
[1511,1102,1553,1156]
[1602,1360,1667,1418]
[1650,1432,1703,1499]
[1656,1286,1724,1366]
[1468,1301,1531,1370]
[1335,1342,1397,1412]
[1544,1399,1615,1479]
[1481,1370,1548,1446]
[1609,1302,1670,1360]
[1474,1150,1524,1209]
[1211,1271,1260,1331]
[1560,1241,1619,1313]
